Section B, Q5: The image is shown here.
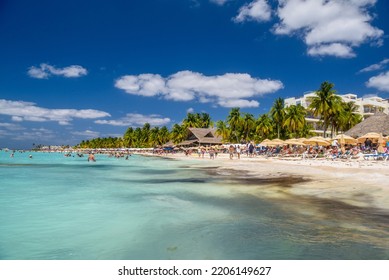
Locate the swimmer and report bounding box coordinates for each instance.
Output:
[29,155,33,158]
[88,153,96,162]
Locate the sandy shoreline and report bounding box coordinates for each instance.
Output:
[142,152,389,213]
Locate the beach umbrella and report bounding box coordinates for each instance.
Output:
[284,138,305,146]
[357,132,381,143]
[260,139,283,147]
[333,134,357,145]
[377,133,385,153]
[271,138,285,144]
[340,134,345,146]
[259,139,272,146]
[303,136,330,146]
[261,139,284,147]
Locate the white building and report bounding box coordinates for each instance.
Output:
[340,93,389,116]
[285,92,389,137]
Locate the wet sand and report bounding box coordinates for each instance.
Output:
[147,152,389,213]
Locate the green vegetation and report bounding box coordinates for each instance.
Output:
[75,82,362,149]
[308,81,362,137]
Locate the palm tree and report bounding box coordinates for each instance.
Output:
[182,113,199,128]
[123,127,134,147]
[255,114,273,140]
[158,126,170,145]
[339,101,362,132]
[170,124,186,144]
[199,112,213,128]
[241,113,255,142]
[215,120,230,143]
[284,104,306,138]
[308,81,342,137]
[227,107,242,143]
[149,127,160,147]
[141,123,151,146]
[270,97,285,139]
[133,127,142,147]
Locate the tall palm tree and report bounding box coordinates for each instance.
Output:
[284,104,306,138]
[308,81,342,137]
[141,123,151,146]
[123,127,134,147]
[158,126,170,145]
[133,127,142,147]
[241,113,255,142]
[227,107,242,143]
[270,97,285,139]
[255,114,273,140]
[149,127,160,147]
[215,120,230,142]
[182,113,199,128]
[199,112,213,128]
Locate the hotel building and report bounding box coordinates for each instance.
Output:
[285,92,389,137]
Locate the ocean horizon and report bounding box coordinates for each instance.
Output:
[0,150,388,260]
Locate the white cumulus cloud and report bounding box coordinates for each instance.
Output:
[115,70,283,108]
[95,113,171,127]
[114,74,166,97]
[307,43,355,58]
[273,0,383,58]
[0,99,110,125]
[28,63,88,79]
[366,71,389,92]
[359,58,389,73]
[218,99,259,108]
[233,0,272,23]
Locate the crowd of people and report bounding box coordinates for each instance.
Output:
[162,137,389,162]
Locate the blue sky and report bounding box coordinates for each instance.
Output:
[1,0,388,149]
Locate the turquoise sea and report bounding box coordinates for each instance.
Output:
[0,150,388,260]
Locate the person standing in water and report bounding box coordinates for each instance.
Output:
[88,153,96,162]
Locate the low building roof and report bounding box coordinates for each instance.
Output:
[345,112,389,137]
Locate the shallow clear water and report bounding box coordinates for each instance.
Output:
[0,151,388,260]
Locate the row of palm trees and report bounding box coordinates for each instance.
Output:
[75,82,362,149]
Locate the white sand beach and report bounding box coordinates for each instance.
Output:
[150,152,389,213]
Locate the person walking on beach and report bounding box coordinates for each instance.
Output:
[201,147,206,158]
[248,142,255,157]
[209,147,215,160]
[229,145,234,159]
[236,145,241,159]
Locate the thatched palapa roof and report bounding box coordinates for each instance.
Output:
[345,112,389,138]
[177,128,222,146]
